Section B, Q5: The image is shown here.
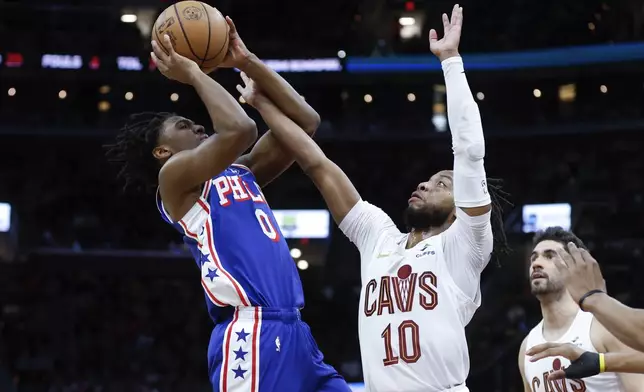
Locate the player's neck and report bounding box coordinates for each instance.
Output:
[406,224,450,249]
[539,291,579,334]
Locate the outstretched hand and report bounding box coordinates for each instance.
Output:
[554,243,606,306]
[429,4,463,61]
[151,34,200,85]
[219,17,253,70]
[526,342,602,381]
[236,72,268,108]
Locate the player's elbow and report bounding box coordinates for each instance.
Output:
[233,118,259,150]
[302,111,321,136]
[301,155,332,179]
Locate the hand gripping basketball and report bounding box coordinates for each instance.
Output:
[151,34,200,85]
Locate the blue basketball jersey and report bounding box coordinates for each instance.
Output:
[156,164,305,323]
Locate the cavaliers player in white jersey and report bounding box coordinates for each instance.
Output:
[518,227,644,391]
[234,5,510,391]
[526,241,644,380]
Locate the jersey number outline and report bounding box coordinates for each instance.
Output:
[255,209,280,242]
[381,320,421,366]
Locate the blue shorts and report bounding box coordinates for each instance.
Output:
[207,307,351,392]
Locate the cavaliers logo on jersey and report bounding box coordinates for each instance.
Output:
[531,358,587,392]
[363,265,439,317]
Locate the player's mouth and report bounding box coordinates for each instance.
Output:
[530,272,547,281]
[408,192,423,203]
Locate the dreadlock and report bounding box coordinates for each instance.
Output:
[105,112,174,193]
[486,177,513,259]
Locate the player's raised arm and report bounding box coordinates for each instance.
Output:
[237,75,400,255]
[556,244,644,352]
[217,17,320,187]
[236,73,357,223]
[151,35,257,221]
[430,5,491,217]
[429,5,493,288]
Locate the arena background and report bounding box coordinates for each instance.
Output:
[0,0,643,391]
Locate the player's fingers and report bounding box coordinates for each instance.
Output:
[580,249,600,271]
[454,6,463,27]
[163,34,176,57]
[554,250,572,271]
[236,84,245,95]
[557,246,575,267]
[529,348,560,362]
[429,29,438,43]
[567,242,583,264]
[442,13,450,32]
[547,370,566,381]
[151,41,170,64]
[150,52,168,71]
[450,4,460,26]
[526,342,556,356]
[240,71,250,84]
[225,16,237,34]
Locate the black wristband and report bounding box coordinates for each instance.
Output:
[578,289,604,311]
[564,351,601,379]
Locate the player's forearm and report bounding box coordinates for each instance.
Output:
[584,294,644,352]
[605,352,644,373]
[442,56,491,209]
[253,98,325,171]
[241,55,320,134]
[190,71,257,137]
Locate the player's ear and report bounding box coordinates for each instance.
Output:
[152,145,172,160]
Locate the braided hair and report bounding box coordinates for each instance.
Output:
[105,112,174,193]
[486,177,513,258]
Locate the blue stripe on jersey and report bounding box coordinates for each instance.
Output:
[156,164,305,324]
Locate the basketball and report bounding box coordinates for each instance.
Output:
[152,1,230,72]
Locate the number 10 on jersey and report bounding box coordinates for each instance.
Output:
[381,320,421,365]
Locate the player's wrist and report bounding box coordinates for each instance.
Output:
[438,50,460,63]
[237,52,258,72]
[580,291,606,313]
[186,66,204,86]
[564,351,602,379]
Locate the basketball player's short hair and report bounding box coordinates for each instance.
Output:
[532,226,587,251]
[105,112,174,192]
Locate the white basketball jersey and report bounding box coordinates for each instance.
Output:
[358,232,476,392]
[524,310,624,392]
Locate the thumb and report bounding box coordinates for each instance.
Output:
[429,29,438,43]
[547,370,566,381]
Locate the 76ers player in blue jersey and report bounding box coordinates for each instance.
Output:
[106,18,350,392]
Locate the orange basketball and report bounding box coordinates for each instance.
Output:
[152,1,229,72]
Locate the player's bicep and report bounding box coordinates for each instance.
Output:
[159,131,254,217]
[236,130,294,188]
[338,199,400,255]
[443,208,493,271]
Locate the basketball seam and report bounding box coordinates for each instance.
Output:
[200,2,212,68]
[173,2,204,62]
[202,11,229,62]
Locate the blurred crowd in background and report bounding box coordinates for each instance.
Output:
[1,0,643,391]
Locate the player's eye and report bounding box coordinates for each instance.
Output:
[438,181,446,187]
